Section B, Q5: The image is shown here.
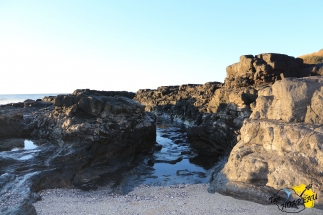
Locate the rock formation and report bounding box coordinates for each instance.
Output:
[224,54,308,88]
[134,82,239,154]
[0,89,156,214]
[135,53,323,208]
[134,82,222,125]
[209,77,323,208]
[2,52,323,213]
[136,53,310,155]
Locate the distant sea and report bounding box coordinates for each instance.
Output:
[0,94,60,105]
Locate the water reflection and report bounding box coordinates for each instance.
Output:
[140,119,219,186]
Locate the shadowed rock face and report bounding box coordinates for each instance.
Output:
[300,63,323,76]
[0,89,156,214]
[0,107,30,138]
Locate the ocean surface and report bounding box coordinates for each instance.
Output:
[0,94,60,105]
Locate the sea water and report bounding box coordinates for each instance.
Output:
[0,94,59,105]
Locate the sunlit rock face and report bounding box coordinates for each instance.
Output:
[224,53,309,88]
[209,76,323,208]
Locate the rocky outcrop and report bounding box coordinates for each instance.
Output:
[0,89,156,214]
[135,53,316,156]
[30,89,152,143]
[134,53,323,208]
[134,81,258,155]
[0,107,25,137]
[184,54,305,154]
[134,82,222,125]
[225,53,308,88]
[0,100,53,138]
[134,82,247,155]
[209,77,323,208]
[188,87,257,154]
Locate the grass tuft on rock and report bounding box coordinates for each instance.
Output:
[299,49,323,64]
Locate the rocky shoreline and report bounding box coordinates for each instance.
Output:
[1,53,323,214]
[0,90,156,214]
[134,53,323,209]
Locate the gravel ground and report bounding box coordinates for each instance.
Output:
[33,184,322,215]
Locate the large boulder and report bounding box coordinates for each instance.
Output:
[209,77,323,208]
[30,91,156,149]
[209,119,323,207]
[77,96,104,116]
[54,95,76,107]
[225,53,307,88]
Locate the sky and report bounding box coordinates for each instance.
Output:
[0,0,322,94]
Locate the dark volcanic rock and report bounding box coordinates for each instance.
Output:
[0,89,156,214]
[0,138,24,151]
[77,96,104,116]
[134,82,222,126]
[0,107,26,138]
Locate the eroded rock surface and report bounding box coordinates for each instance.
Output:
[0,89,155,214]
[135,53,318,156]
[135,53,323,208]
[135,82,221,125]
[251,77,323,122]
[135,82,255,154]
[210,77,323,208]
[225,53,308,88]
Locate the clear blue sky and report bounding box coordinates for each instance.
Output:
[0,0,322,94]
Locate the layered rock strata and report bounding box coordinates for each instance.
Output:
[0,89,156,214]
[209,77,323,208]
